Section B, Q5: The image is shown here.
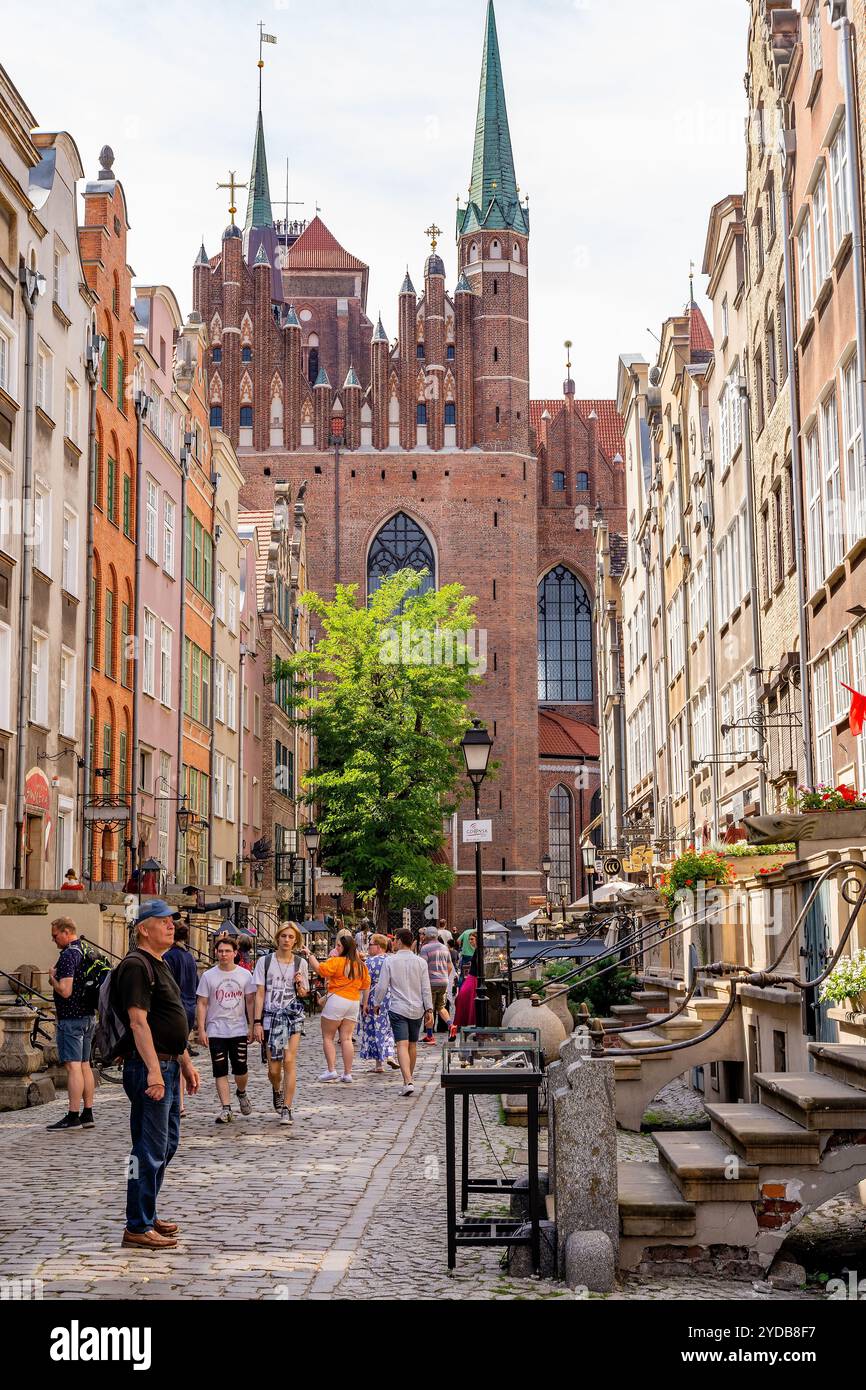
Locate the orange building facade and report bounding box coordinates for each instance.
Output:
[78,151,137,886]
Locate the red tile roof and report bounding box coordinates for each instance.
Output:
[539,709,600,760]
[529,398,625,463]
[688,301,714,358]
[285,216,367,272]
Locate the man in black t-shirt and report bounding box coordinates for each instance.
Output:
[114,900,200,1251]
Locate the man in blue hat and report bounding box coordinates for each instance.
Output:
[112,900,201,1250]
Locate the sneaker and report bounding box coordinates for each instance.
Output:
[237,1091,252,1116]
[423,1035,437,1045]
[401,1084,415,1097]
[318,1070,339,1082]
[79,1108,95,1129]
[214,1106,233,1125]
[386,1057,400,1070]
[46,1112,81,1131]
[272,1089,282,1112]
[280,1107,293,1127]
[340,1073,353,1084]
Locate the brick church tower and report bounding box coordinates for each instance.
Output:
[193,1,625,926]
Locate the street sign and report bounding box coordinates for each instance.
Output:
[527,896,547,907]
[462,819,492,843]
[317,874,344,895]
[84,805,131,822]
[602,855,622,878]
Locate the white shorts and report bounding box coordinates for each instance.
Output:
[321,995,361,1023]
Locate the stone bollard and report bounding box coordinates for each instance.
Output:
[0,1007,55,1110]
[552,1054,618,1290]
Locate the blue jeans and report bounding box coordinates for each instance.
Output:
[56,1015,95,1063]
[122,1056,181,1233]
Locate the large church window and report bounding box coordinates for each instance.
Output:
[548,785,573,897]
[367,513,435,598]
[307,347,319,388]
[538,565,593,702]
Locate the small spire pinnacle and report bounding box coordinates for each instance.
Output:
[373,314,388,344]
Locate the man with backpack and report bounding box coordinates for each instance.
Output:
[46,917,99,1132]
[111,900,200,1250]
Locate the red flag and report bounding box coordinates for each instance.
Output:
[842,684,866,737]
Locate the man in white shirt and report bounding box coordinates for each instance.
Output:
[196,937,257,1124]
[373,928,434,1096]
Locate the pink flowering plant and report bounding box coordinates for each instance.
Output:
[658,849,732,913]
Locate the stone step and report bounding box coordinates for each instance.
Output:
[612,1057,642,1080]
[610,1004,648,1020]
[706,1102,821,1165]
[653,1130,760,1201]
[691,998,729,1022]
[755,1071,866,1131]
[618,1161,696,1237]
[631,990,669,1007]
[616,1029,672,1057]
[649,1014,705,1041]
[808,1043,866,1093]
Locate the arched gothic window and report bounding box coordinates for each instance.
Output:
[537,566,593,702]
[548,785,573,897]
[367,513,435,598]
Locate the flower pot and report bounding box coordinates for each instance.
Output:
[723,852,796,879]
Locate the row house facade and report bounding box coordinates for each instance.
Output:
[0,68,90,890]
[79,146,137,888]
[211,429,246,887]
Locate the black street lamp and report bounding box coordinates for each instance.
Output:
[461,719,493,1026]
[176,796,195,838]
[539,853,552,941]
[303,822,321,919]
[582,843,596,909]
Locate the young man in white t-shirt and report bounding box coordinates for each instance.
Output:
[196,937,257,1124]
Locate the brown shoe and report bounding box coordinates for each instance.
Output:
[153,1219,179,1236]
[121,1228,178,1250]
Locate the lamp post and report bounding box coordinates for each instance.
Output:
[559,879,569,928]
[461,720,493,1026]
[303,822,321,921]
[540,853,552,941]
[582,843,596,909]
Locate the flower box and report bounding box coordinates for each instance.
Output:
[722,851,797,879]
[743,810,866,845]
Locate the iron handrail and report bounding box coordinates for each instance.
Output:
[763,858,866,976]
[593,974,741,1057]
[607,945,702,1035]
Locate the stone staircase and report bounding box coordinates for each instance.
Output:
[609,980,744,1131]
[618,1042,866,1273]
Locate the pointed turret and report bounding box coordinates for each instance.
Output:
[455,270,473,294]
[344,365,361,449]
[283,303,301,329]
[254,242,271,268]
[314,365,331,389]
[373,315,389,344]
[314,364,332,449]
[344,365,361,389]
[195,241,209,266]
[457,1,528,236]
[400,269,417,296]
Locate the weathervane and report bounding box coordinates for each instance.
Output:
[217,171,248,225]
[564,339,573,375]
[257,20,277,107]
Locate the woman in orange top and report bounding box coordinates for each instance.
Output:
[302,932,370,1084]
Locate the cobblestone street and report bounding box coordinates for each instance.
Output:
[1,1023,859,1300]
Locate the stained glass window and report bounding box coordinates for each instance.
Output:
[367,512,435,598]
[548,785,573,896]
[538,565,593,702]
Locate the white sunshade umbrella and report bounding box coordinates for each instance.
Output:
[568,878,641,909]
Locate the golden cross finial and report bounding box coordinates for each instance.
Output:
[425,223,442,251]
[217,171,248,225]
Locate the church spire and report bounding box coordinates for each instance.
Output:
[244,110,274,232]
[457,0,528,237]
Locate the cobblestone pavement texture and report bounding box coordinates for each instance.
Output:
[0,1027,860,1301]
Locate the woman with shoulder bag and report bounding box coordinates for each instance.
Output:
[252,923,309,1127]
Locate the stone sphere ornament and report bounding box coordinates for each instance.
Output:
[502,993,567,1064]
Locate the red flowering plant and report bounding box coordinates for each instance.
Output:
[789,784,866,812]
[658,849,733,914]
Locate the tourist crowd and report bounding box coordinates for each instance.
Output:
[44,905,483,1250]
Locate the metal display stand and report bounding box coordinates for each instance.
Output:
[441,1027,544,1274]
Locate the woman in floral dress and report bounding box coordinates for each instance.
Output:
[358,934,398,1072]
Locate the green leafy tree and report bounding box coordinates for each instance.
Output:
[275,569,486,927]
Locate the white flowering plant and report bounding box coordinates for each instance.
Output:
[819,949,866,1010]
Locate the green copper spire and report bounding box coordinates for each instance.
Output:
[244,110,274,231]
[457,1,528,237]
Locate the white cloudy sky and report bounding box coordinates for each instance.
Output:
[1,0,751,398]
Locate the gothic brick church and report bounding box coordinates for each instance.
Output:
[193,1,626,927]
